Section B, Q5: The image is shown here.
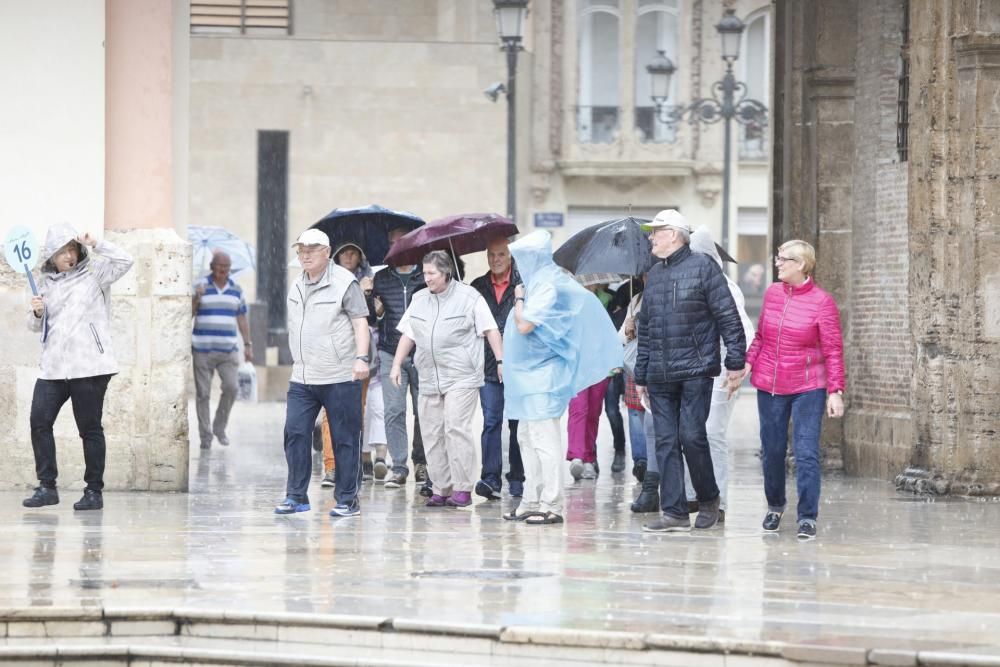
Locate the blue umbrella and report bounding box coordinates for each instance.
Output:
[188,225,256,277]
[312,204,424,265]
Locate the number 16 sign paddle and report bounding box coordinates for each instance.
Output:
[4,226,41,295]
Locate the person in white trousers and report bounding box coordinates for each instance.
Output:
[501,231,623,525]
[681,226,756,521]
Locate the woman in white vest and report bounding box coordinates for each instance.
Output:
[390,250,504,508]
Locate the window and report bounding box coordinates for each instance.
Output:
[635,1,680,143]
[738,10,770,160]
[191,1,292,36]
[897,0,909,162]
[577,1,621,143]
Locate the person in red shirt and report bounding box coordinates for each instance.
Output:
[470,237,524,500]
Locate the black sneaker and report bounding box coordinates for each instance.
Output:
[362,460,374,481]
[22,486,59,508]
[418,479,433,498]
[718,509,726,524]
[797,520,817,541]
[475,479,501,501]
[762,511,782,532]
[611,451,626,473]
[73,489,103,511]
[632,458,647,482]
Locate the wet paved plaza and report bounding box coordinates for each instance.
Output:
[1,392,999,659]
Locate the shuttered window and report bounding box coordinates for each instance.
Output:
[191,1,291,36]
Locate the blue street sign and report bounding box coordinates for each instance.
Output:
[534,212,564,228]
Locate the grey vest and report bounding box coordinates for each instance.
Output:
[403,280,487,396]
[287,262,359,385]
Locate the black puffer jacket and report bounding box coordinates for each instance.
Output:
[634,244,746,385]
[470,265,521,383]
[372,266,426,355]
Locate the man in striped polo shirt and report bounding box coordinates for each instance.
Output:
[192,252,252,449]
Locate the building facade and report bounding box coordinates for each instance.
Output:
[188,0,774,353]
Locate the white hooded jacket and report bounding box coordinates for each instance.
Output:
[27,224,134,380]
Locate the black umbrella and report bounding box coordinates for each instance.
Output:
[311,204,425,265]
[554,216,654,277]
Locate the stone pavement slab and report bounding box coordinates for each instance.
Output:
[0,392,998,658]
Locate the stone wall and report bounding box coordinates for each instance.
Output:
[0,229,191,492]
[899,0,1000,494]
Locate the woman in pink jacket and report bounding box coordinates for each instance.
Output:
[745,240,845,541]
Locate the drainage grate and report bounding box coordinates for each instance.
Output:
[410,569,553,581]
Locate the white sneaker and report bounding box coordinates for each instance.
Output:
[582,462,598,480]
[569,458,584,481]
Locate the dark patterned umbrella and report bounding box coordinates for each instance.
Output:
[553,217,654,276]
[311,204,424,265]
[383,213,519,272]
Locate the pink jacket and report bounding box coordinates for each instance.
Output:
[746,278,845,396]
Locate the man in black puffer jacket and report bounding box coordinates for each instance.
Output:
[372,228,428,489]
[470,236,525,500]
[634,210,746,533]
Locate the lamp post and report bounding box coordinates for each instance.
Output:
[492,0,529,221]
[646,8,768,251]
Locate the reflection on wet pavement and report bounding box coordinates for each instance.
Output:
[0,392,998,655]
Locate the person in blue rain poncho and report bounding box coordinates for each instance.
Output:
[502,231,622,525]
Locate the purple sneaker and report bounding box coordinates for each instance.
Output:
[446,491,472,507]
[425,494,449,507]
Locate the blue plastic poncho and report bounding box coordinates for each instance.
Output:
[503,231,623,420]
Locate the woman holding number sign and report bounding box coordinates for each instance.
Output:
[22,223,133,511]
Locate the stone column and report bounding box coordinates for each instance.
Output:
[103,0,191,490]
[899,0,1000,494]
[772,0,857,470]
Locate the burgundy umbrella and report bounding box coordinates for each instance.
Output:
[383,213,519,274]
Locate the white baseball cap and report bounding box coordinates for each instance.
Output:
[292,228,330,248]
[642,209,692,233]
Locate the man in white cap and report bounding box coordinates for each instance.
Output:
[633,210,746,532]
[275,228,371,518]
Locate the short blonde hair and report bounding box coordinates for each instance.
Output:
[778,240,816,275]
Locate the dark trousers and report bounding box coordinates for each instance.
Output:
[758,388,826,522]
[648,377,718,518]
[30,375,112,491]
[284,380,362,506]
[604,373,626,453]
[479,380,524,486]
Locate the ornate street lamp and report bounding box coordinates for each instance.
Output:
[646,8,768,251]
[492,0,529,221]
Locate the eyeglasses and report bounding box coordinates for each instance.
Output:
[774,255,800,265]
[296,246,326,257]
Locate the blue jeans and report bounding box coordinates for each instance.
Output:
[479,380,524,487]
[604,373,626,454]
[284,381,362,506]
[758,388,826,523]
[627,407,647,462]
[648,378,718,518]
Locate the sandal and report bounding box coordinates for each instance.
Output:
[525,511,564,525]
[503,510,543,522]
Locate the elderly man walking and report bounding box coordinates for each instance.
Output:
[192,252,252,450]
[634,210,746,532]
[275,229,370,517]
